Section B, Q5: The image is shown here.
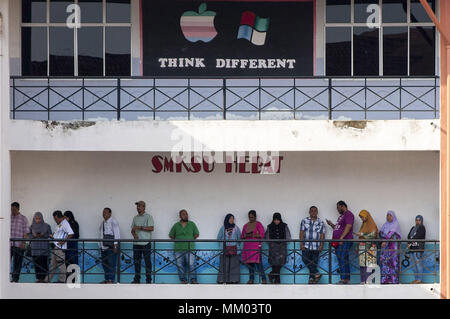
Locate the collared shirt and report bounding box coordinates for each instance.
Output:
[131,213,155,245]
[300,217,325,250]
[10,213,30,247]
[169,221,199,252]
[53,219,74,250]
[99,217,121,250]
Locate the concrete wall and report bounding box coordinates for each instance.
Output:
[11,151,440,240]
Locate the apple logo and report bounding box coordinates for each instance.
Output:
[180,3,218,43]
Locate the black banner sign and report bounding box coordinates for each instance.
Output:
[142,0,314,76]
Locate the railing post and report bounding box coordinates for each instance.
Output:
[258,78,262,120]
[82,240,85,284]
[82,78,85,121]
[116,242,121,283]
[12,78,16,119]
[222,239,226,284]
[117,78,121,120]
[328,78,332,120]
[223,79,227,120]
[47,77,50,121]
[188,78,191,120]
[328,241,332,284]
[399,78,402,119]
[153,240,156,284]
[293,240,296,285]
[188,240,191,283]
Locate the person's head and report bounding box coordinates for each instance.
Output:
[248,210,257,222]
[336,201,347,214]
[272,212,282,225]
[52,210,64,224]
[309,206,318,219]
[103,207,112,221]
[179,209,188,222]
[33,212,43,224]
[135,201,146,215]
[63,211,75,223]
[359,210,369,223]
[415,215,423,226]
[386,211,394,223]
[11,202,20,215]
[227,215,234,225]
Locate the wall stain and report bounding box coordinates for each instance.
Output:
[42,121,96,131]
[332,121,370,130]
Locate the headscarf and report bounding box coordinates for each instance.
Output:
[268,212,286,239]
[358,210,378,237]
[30,212,48,234]
[224,213,235,230]
[380,210,401,238]
[410,214,424,238]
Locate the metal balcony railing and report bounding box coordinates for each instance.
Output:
[10,76,440,121]
[10,238,440,284]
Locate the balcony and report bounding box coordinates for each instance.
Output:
[10,76,440,121]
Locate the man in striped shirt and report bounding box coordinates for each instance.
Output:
[300,206,325,284]
[10,202,30,283]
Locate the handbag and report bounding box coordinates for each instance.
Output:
[102,222,115,249]
[331,241,340,249]
[225,245,237,256]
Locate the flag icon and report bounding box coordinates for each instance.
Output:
[237,11,269,46]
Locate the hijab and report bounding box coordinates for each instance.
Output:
[358,210,378,237]
[268,212,286,239]
[30,212,48,234]
[224,214,236,236]
[410,214,424,238]
[380,210,401,237]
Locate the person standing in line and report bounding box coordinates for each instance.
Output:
[407,214,426,284]
[46,210,74,283]
[29,212,52,283]
[63,211,79,268]
[131,201,154,284]
[300,206,326,284]
[99,207,120,284]
[326,201,355,284]
[217,214,241,284]
[379,210,402,284]
[10,202,30,283]
[355,210,378,284]
[169,209,200,284]
[241,210,267,284]
[265,213,291,284]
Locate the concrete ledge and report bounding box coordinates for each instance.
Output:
[4,283,440,299]
[4,120,440,152]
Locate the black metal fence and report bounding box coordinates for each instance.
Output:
[10,76,440,121]
[10,238,440,285]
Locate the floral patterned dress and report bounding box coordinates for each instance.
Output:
[358,231,377,267]
[379,231,401,284]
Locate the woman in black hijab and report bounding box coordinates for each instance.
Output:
[63,211,80,267]
[265,213,291,284]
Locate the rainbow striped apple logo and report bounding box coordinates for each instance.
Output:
[180,3,218,43]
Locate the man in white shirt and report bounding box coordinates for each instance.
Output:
[46,210,74,283]
[99,207,120,284]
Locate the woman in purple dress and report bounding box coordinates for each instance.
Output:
[379,210,402,284]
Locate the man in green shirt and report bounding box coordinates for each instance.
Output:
[131,201,154,284]
[169,209,199,284]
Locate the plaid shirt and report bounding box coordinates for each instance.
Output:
[300,217,325,250]
[10,213,30,247]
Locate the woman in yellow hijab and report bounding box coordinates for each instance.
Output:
[356,210,378,284]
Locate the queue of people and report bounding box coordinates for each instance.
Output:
[10,200,428,285]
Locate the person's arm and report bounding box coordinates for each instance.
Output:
[131,219,138,239]
[285,225,291,240]
[193,223,199,240]
[240,225,246,239]
[169,225,176,239]
[255,223,264,239]
[319,233,325,251]
[22,217,30,248]
[112,220,121,251]
[139,215,154,232]
[217,226,224,240]
[340,224,352,241]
